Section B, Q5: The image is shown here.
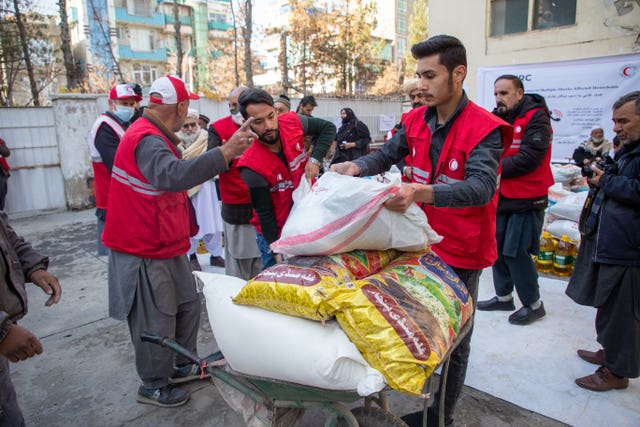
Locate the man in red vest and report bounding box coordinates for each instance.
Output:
[207,86,262,280]
[0,137,10,210]
[102,75,256,408]
[477,75,553,325]
[237,88,335,269]
[332,35,512,426]
[88,83,141,255]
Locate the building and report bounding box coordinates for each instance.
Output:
[68,0,234,92]
[428,0,639,98]
[427,0,640,159]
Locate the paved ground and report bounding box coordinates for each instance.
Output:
[8,208,567,426]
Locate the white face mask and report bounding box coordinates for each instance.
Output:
[114,105,135,123]
[230,109,245,126]
[591,136,604,144]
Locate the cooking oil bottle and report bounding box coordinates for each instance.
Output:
[553,235,575,276]
[536,231,555,273]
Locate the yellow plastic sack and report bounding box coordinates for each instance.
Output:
[233,249,399,321]
[326,248,473,396]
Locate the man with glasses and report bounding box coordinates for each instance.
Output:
[177,109,225,271]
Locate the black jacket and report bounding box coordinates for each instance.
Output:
[332,108,371,164]
[493,94,552,213]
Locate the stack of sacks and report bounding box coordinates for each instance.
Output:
[546,190,587,243]
[233,248,472,396]
[550,163,582,191]
[197,271,386,397]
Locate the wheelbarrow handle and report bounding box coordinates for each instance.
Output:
[141,331,201,365]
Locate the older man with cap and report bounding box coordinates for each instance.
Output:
[178,108,225,271]
[88,83,142,256]
[102,75,256,408]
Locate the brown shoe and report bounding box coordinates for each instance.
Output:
[209,256,225,268]
[575,366,628,391]
[189,256,202,272]
[577,348,606,365]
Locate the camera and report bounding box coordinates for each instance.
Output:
[581,155,618,178]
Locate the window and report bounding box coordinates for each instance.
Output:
[397,16,407,34]
[133,64,157,85]
[490,0,528,36]
[490,0,575,36]
[398,0,407,14]
[397,37,407,58]
[533,0,576,30]
[129,29,153,51]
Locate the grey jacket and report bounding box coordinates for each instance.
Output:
[0,211,49,341]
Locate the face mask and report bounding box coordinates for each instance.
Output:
[114,105,135,123]
[591,137,604,144]
[231,110,244,126]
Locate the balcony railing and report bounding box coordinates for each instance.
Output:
[115,7,164,27]
[118,45,167,61]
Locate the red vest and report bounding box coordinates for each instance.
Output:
[89,115,126,209]
[404,102,512,270]
[102,117,191,259]
[212,116,251,205]
[237,112,306,236]
[500,107,553,198]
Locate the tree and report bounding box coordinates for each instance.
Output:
[0,0,63,105]
[404,0,428,79]
[58,0,81,90]
[13,0,39,105]
[172,0,184,78]
[287,0,324,93]
[241,0,253,87]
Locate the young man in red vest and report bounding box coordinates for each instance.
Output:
[88,83,141,255]
[207,86,263,280]
[102,75,256,408]
[477,75,553,325]
[237,88,335,269]
[332,35,512,426]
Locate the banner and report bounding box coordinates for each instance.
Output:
[476,54,640,162]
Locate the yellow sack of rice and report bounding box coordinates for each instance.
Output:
[233,249,399,321]
[326,248,473,396]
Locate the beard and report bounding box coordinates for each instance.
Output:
[256,128,279,145]
[179,131,198,146]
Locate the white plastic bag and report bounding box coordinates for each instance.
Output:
[271,172,442,255]
[546,219,581,243]
[197,272,386,395]
[548,191,587,222]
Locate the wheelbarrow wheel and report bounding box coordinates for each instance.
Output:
[337,406,408,427]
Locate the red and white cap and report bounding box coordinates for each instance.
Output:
[109,84,142,101]
[148,75,199,105]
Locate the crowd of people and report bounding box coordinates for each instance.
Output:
[1,32,638,426]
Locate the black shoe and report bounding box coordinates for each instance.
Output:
[508,302,546,325]
[477,296,515,311]
[400,407,453,427]
[136,385,189,407]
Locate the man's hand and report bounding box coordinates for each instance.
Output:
[587,164,604,187]
[220,117,257,162]
[330,161,360,176]
[274,253,284,264]
[0,324,43,362]
[29,269,62,307]
[304,161,320,179]
[383,183,417,213]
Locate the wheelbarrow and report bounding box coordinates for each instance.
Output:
[141,317,472,427]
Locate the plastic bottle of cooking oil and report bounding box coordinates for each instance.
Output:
[553,235,575,276]
[536,231,555,273]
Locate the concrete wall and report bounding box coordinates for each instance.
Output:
[2,95,404,217]
[427,0,640,99]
